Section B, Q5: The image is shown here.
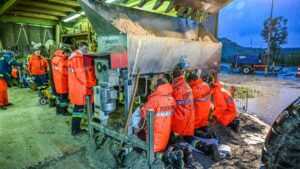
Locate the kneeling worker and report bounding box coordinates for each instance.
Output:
[137,75,185,167]
[52,48,71,115]
[141,76,176,153]
[211,81,239,132]
[172,71,220,162]
[188,74,211,132]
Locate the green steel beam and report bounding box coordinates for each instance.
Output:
[19,0,76,12]
[7,11,60,20]
[0,0,20,15]
[14,6,67,17]
[0,15,57,26]
[46,0,80,7]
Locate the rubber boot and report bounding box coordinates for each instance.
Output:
[49,99,56,108]
[56,104,61,115]
[163,147,184,169]
[60,106,70,116]
[195,129,217,139]
[71,117,82,136]
[6,103,13,107]
[194,140,220,162]
[183,147,196,169]
[228,118,240,133]
[169,150,184,169]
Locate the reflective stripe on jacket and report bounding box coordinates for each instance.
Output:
[189,79,211,129]
[0,52,22,81]
[52,50,68,94]
[141,83,176,153]
[211,81,237,126]
[172,76,195,136]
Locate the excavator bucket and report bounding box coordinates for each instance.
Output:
[104,0,232,21]
[78,0,232,75]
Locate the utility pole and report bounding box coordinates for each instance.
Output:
[265,0,275,76]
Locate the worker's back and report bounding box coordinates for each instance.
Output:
[52,50,68,94]
[68,50,96,105]
[189,79,211,129]
[211,82,237,126]
[172,75,195,136]
[141,83,176,152]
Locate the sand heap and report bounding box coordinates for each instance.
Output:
[112,14,154,36]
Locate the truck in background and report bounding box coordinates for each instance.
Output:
[230,55,272,74]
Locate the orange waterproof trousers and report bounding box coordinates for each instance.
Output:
[0,78,8,107]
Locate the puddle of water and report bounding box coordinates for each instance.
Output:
[247,86,300,125]
[219,71,300,125]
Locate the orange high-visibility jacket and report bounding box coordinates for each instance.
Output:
[52,50,68,94]
[211,81,237,126]
[172,76,195,136]
[141,83,176,153]
[68,50,96,105]
[11,67,18,79]
[28,55,49,75]
[189,79,211,129]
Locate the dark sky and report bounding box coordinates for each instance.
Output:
[219,0,300,48]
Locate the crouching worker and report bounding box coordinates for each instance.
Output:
[68,42,96,135]
[133,75,185,168]
[172,70,220,162]
[188,74,211,133]
[52,48,71,115]
[211,81,239,132]
[188,74,216,138]
[0,50,23,110]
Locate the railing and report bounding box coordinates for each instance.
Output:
[224,85,249,113]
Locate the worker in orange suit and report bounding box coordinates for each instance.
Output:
[171,71,220,162]
[135,75,192,167]
[28,48,49,88]
[68,42,96,136]
[188,74,211,132]
[52,48,71,116]
[172,70,195,137]
[0,50,23,110]
[211,81,239,132]
[141,76,176,153]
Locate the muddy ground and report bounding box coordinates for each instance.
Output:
[1,82,273,169]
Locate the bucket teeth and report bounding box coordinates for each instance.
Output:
[176,7,188,18]
[187,8,195,19]
[152,0,164,10]
[165,1,175,13]
[138,0,149,8]
[191,10,199,20]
